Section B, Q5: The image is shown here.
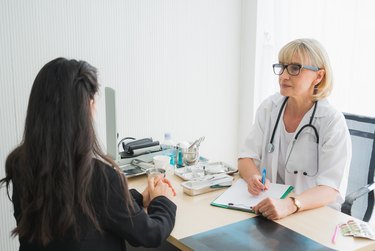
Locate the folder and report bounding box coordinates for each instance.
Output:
[211,178,293,212]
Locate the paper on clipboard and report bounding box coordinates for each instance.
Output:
[211,178,294,212]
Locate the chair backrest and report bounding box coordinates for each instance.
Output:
[343,113,375,221]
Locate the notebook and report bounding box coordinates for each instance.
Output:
[211,178,293,212]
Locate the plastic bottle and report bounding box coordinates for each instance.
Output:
[161,132,176,166]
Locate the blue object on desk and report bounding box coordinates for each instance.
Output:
[261,167,266,190]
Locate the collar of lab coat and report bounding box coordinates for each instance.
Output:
[270,93,331,118]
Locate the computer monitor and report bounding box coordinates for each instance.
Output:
[104,87,162,177]
[105,87,118,161]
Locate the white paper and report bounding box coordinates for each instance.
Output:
[212,178,293,209]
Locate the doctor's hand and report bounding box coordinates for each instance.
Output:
[253,197,295,220]
[246,175,270,196]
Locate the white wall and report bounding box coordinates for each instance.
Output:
[238,0,258,146]
[254,0,375,118]
[0,0,247,250]
[0,1,19,249]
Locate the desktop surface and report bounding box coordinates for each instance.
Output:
[127,171,375,251]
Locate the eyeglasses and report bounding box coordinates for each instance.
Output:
[272,63,320,76]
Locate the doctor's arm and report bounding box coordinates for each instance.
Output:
[253,185,338,220]
[290,185,338,212]
[238,158,269,196]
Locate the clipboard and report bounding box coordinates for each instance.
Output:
[211,178,294,212]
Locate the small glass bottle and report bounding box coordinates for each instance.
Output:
[176,141,189,168]
[178,147,184,167]
[161,132,176,166]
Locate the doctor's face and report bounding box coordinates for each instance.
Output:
[278,56,324,100]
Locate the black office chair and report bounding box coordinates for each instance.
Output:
[341,113,375,222]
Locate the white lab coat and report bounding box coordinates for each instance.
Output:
[239,93,351,209]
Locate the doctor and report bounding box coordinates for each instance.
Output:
[238,38,351,220]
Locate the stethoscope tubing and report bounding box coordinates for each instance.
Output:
[268,96,319,153]
[267,96,320,176]
[268,97,289,153]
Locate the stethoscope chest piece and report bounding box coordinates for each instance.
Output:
[267,143,274,153]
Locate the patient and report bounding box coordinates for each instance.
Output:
[1,58,176,250]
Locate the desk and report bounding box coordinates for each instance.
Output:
[128,172,375,251]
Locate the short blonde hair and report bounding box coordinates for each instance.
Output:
[278,38,333,100]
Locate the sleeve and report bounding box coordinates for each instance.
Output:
[100,169,177,248]
[316,112,351,203]
[129,189,143,207]
[238,97,271,163]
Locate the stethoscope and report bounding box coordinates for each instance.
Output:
[267,96,319,176]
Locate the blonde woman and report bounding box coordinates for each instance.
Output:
[239,38,351,220]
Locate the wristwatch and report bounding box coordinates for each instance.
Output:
[290,197,301,213]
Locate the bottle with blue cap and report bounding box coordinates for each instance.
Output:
[161,132,176,166]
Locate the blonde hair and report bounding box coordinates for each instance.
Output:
[278,38,333,100]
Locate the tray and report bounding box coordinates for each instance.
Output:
[181,173,233,196]
[174,161,237,181]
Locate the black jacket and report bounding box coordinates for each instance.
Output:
[12,159,177,251]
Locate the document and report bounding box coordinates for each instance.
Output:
[211,178,293,212]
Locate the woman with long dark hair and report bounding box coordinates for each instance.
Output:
[1,58,176,250]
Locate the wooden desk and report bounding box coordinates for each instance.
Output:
[128,172,375,251]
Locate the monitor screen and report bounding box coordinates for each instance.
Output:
[105,87,148,177]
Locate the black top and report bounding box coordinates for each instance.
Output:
[12,159,177,251]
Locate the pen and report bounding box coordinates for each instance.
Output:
[331,224,340,244]
[261,167,266,191]
[227,203,253,213]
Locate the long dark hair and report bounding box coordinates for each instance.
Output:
[1,58,132,246]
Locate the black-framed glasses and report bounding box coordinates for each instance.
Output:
[272,63,320,76]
